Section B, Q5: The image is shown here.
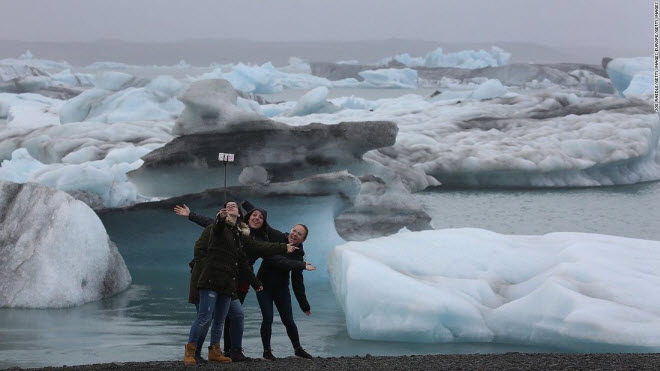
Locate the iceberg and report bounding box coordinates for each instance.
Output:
[279,92,659,189]
[0,117,173,207]
[0,180,131,308]
[379,46,511,69]
[471,79,508,100]
[328,228,660,350]
[358,68,418,89]
[284,86,340,117]
[59,72,184,124]
[0,147,148,208]
[605,57,653,97]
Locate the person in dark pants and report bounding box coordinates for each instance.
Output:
[256,223,317,360]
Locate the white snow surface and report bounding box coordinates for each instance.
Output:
[0,180,131,308]
[328,228,660,349]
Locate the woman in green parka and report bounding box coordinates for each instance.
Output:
[184,201,297,364]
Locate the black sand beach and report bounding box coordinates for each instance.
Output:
[8,353,660,371]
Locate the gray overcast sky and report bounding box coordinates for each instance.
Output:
[0,0,652,48]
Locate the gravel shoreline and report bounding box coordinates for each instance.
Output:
[7,353,660,371]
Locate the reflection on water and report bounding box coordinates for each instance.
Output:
[2,182,659,368]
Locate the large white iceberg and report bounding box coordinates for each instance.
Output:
[328,228,660,350]
[0,180,131,308]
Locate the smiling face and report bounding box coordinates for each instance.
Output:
[288,224,308,246]
[225,201,239,217]
[248,210,264,229]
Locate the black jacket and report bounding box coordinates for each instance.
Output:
[257,233,310,312]
[194,216,287,301]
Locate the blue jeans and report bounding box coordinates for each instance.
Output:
[224,292,247,351]
[256,286,301,350]
[188,289,231,346]
[226,299,244,351]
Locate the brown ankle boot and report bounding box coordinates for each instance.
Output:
[208,344,231,362]
[184,343,197,365]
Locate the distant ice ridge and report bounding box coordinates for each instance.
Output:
[378,46,511,69]
[85,59,191,69]
[605,57,653,97]
[189,62,417,93]
[328,228,660,350]
[0,50,71,70]
[0,180,131,308]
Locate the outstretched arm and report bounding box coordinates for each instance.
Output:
[261,254,307,271]
[174,204,214,228]
[291,269,311,313]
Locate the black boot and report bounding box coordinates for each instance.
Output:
[294,347,313,359]
[263,349,277,360]
[193,347,207,364]
[230,349,250,362]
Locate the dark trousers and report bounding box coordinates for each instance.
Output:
[256,285,301,350]
[223,289,247,351]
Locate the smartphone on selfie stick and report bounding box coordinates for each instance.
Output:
[218,153,235,204]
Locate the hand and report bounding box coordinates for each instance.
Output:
[174,204,190,217]
[305,262,316,271]
[304,310,311,316]
[216,208,228,219]
[286,244,299,253]
[255,286,263,292]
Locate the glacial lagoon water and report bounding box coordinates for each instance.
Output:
[1,182,659,368]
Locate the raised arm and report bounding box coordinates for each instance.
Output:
[174,204,214,228]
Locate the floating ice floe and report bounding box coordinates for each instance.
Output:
[358,68,417,89]
[0,180,131,308]
[378,46,511,69]
[189,62,418,93]
[605,57,653,97]
[328,228,660,350]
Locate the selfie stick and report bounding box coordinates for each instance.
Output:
[218,153,235,204]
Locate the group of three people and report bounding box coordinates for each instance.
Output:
[175,200,316,364]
